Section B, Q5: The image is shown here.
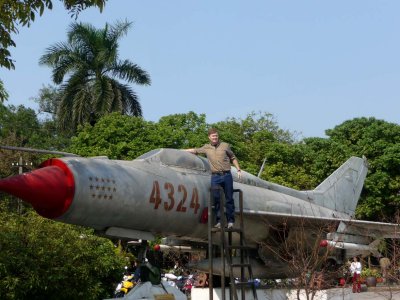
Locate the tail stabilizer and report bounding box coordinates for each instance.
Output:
[311,156,368,216]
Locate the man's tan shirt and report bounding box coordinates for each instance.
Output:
[195,142,236,173]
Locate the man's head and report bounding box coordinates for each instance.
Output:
[208,128,219,145]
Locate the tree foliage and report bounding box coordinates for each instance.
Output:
[0,0,106,70]
[70,111,312,189]
[0,207,125,300]
[212,112,311,188]
[155,112,208,149]
[39,20,151,131]
[304,117,400,219]
[70,113,156,158]
[0,103,71,151]
[32,84,61,117]
[213,112,278,170]
[0,104,40,146]
[69,111,208,159]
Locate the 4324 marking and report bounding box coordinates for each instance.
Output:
[149,181,200,214]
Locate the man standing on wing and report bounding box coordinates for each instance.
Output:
[186,128,242,229]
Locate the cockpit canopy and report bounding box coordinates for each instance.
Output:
[136,148,210,172]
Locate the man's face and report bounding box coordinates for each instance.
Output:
[208,133,219,145]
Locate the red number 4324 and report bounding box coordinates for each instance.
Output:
[149,181,200,214]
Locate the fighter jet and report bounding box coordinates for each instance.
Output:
[0,147,398,278]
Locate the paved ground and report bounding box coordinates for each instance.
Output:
[192,285,400,299]
[325,285,400,300]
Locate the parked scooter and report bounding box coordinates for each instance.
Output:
[114,267,137,298]
[181,275,194,296]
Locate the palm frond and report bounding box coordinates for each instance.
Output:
[39,42,72,66]
[93,76,114,114]
[57,72,91,129]
[107,20,132,47]
[110,84,123,112]
[72,88,93,126]
[111,60,151,85]
[68,22,97,46]
[57,88,75,130]
[109,80,142,116]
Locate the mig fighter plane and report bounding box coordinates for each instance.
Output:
[0,147,398,278]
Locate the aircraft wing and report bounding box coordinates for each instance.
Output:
[243,209,400,239]
[336,219,400,239]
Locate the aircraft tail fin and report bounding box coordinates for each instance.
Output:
[311,156,368,216]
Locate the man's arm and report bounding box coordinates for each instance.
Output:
[184,149,197,154]
[185,145,207,154]
[232,158,240,170]
[232,158,242,179]
[226,144,242,179]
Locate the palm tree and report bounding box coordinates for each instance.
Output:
[39,20,151,130]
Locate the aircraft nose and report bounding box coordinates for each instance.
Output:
[0,159,75,218]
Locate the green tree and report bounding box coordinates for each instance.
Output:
[32,85,61,118]
[0,104,40,146]
[0,104,39,185]
[212,111,298,176]
[256,142,317,189]
[70,112,208,159]
[0,103,71,151]
[31,85,76,148]
[69,113,157,159]
[302,137,351,183]
[154,112,208,149]
[0,0,106,70]
[304,117,400,220]
[39,20,151,131]
[0,207,125,300]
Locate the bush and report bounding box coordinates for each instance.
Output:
[0,207,125,300]
[361,268,381,278]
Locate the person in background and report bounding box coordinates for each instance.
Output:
[133,260,141,282]
[349,256,362,293]
[379,256,391,281]
[185,128,242,229]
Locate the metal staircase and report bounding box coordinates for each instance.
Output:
[208,188,258,300]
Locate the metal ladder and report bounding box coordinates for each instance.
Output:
[208,188,258,300]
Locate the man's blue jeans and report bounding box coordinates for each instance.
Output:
[211,172,234,224]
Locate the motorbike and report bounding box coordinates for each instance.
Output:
[181,275,194,296]
[162,273,194,296]
[114,274,136,298]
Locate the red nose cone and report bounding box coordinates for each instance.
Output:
[0,159,74,218]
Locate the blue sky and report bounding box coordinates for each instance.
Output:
[1,1,399,138]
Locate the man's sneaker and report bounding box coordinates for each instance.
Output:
[214,223,221,228]
[227,222,234,229]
